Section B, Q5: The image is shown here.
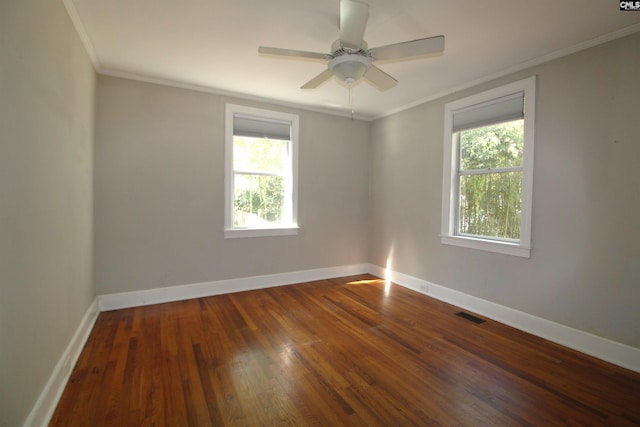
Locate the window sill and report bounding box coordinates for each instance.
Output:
[441,235,531,258]
[224,226,299,239]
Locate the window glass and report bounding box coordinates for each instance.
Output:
[233,137,288,174]
[457,119,524,241]
[459,120,524,171]
[458,170,523,240]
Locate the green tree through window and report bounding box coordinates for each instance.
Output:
[457,120,524,240]
[233,136,289,228]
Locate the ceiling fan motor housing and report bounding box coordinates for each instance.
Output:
[329,39,372,83]
[331,39,368,55]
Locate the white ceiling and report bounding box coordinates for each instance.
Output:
[68,0,640,120]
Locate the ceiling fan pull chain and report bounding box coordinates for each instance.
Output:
[349,83,354,119]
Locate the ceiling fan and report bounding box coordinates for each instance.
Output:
[258,0,444,91]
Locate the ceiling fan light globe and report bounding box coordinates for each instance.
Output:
[329,55,372,83]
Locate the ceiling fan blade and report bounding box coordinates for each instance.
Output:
[301,68,334,89]
[339,0,369,50]
[259,46,329,62]
[370,35,445,61]
[363,65,397,91]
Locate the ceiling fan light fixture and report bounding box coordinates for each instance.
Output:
[329,55,372,84]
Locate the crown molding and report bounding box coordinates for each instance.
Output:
[62,0,640,123]
[61,0,100,68]
[373,23,640,120]
[97,67,371,121]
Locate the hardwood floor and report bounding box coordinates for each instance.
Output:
[51,275,640,426]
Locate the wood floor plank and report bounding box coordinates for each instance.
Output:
[51,275,640,426]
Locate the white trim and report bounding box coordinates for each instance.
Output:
[373,23,640,121]
[29,263,639,426]
[440,235,530,258]
[441,76,535,258]
[98,67,370,121]
[23,298,100,427]
[224,226,299,239]
[93,24,640,122]
[99,263,640,373]
[63,12,639,123]
[224,104,299,237]
[367,263,640,374]
[98,264,370,311]
[61,0,100,68]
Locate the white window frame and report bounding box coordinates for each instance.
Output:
[224,104,299,239]
[441,76,536,258]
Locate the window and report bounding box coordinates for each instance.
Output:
[441,76,535,257]
[225,104,298,238]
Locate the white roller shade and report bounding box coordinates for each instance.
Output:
[234,115,291,140]
[452,92,524,133]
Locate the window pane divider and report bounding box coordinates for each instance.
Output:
[456,232,519,244]
[233,170,287,177]
[458,166,522,175]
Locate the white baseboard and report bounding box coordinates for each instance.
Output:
[23,298,99,427]
[26,263,639,427]
[98,262,640,372]
[367,263,640,374]
[98,263,370,311]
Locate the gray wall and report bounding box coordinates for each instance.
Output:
[0,0,96,425]
[94,76,370,295]
[369,32,640,349]
[2,4,637,423]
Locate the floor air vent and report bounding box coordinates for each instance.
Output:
[455,311,486,324]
